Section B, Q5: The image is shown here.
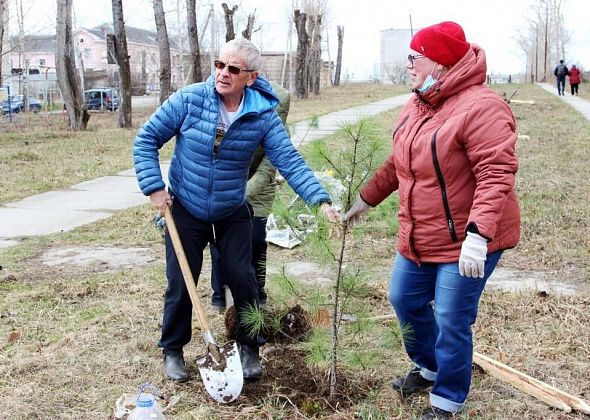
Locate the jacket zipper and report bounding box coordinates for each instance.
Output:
[407,115,432,261]
[393,115,410,139]
[430,127,458,242]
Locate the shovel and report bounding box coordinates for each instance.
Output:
[164,205,243,403]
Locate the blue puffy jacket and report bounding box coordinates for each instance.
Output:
[133,75,331,222]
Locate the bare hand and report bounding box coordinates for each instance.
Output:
[150,189,172,216]
[320,202,341,224]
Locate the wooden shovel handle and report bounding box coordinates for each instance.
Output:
[164,205,212,334]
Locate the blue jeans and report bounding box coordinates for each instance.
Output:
[388,251,502,413]
[557,77,566,94]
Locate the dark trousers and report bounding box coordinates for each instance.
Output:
[211,216,268,304]
[557,77,566,94]
[159,199,261,351]
[571,83,579,95]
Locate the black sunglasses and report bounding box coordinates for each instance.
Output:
[214,59,254,75]
[407,53,426,66]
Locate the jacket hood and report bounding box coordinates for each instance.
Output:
[414,43,487,108]
[207,74,279,115]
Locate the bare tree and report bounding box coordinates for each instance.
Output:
[308,14,322,95]
[153,0,171,104]
[221,3,238,42]
[293,9,308,99]
[241,13,255,40]
[186,0,202,83]
[221,4,257,43]
[333,25,343,86]
[56,0,89,129]
[112,0,132,127]
[15,0,28,108]
[0,0,6,85]
[383,63,408,85]
[521,0,570,82]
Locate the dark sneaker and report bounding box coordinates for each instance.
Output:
[391,366,434,396]
[420,406,455,419]
[240,344,262,381]
[163,350,189,382]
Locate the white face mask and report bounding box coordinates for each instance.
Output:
[418,63,442,93]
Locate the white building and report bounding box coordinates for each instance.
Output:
[380,28,413,84]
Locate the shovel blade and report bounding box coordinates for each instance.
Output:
[196,340,243,403]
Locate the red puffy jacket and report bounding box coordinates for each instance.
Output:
[569,66,581,84]
[360,44,520,264]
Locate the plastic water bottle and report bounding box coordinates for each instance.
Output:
[128,384,165,420]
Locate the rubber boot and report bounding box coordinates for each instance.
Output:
[240,344,262,380]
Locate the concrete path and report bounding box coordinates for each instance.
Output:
[0,94,411,248]
[290,94,411,146]
[0,165,169,248]
[537,82,590,119]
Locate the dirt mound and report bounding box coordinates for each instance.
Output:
[224,304,312,343]
[241,346,376,416]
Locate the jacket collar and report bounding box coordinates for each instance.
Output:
[207,74,279,116]
[413,44,487,109]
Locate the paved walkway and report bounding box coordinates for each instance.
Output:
[0,94,411,248]
[3,85,588,250]
[537,82,590,119]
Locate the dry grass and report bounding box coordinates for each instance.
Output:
[0,109,162,205]
[286,82,410,123]
[500,84,590,276]
[1,83,589,419]
[0,83,409,206]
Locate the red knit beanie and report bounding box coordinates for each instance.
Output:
[410,21,470,67]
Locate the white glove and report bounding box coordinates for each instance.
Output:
[343,197,372,227]
[459,232,488,278]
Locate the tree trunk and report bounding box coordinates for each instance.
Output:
[306,15,315,95]
[222,3,238,42]
[311,14,322,95]
[242,14,255,40]
[112,0,132,127]
[334,26,343,86]
[153,0,171,104]
[0,0,6,85]
[293,10,308,99]
[186,0,202,83]
[56,0,89,130]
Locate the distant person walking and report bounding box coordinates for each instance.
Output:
[568,64,581,95]
[554,59,569,96]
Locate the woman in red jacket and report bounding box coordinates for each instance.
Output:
[569,64,582,95]
[344,22,520,419]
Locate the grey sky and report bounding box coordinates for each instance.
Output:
[10,0,590,79]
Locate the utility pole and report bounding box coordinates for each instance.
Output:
[281,23,292,87]
[535,27,539,83]
[543,0,548,82]
[78,37,85,92]
[176,0,185,87]
[527,19,539,83]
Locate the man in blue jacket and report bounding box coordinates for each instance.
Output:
[133,38,339,383]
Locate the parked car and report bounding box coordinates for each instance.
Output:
[1,95,42,114]
[84,88,119,111]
